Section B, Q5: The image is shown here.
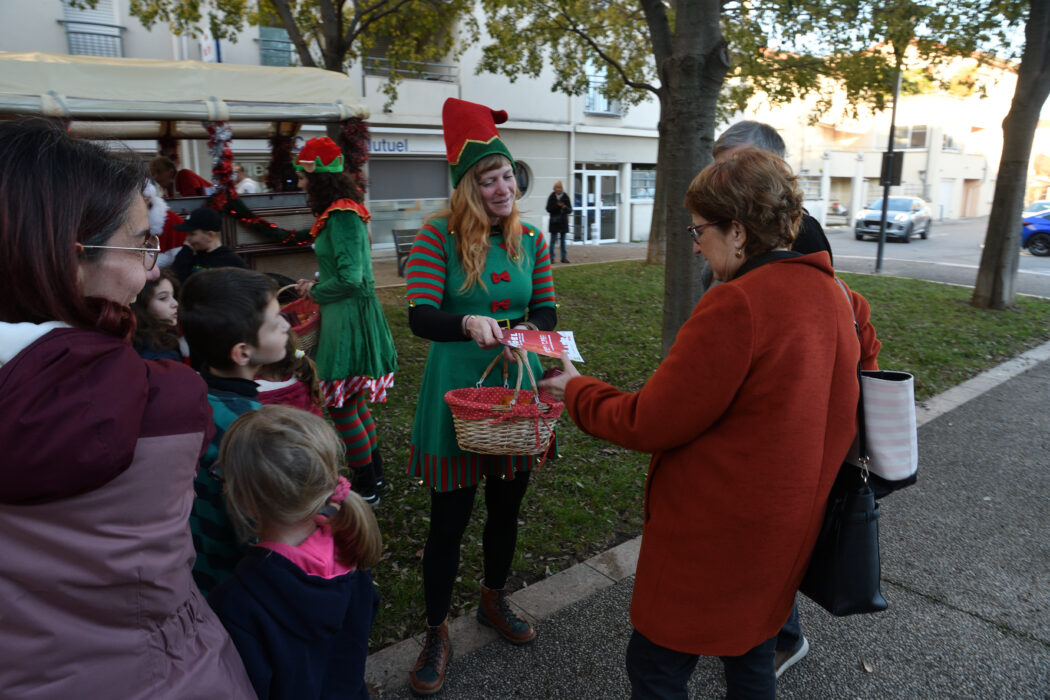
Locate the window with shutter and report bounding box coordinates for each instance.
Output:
[62,0,122,57]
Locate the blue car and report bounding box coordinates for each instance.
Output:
[1021,212,1050,257]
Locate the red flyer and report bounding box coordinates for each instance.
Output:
[500,329,584,362]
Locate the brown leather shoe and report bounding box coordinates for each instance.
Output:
[477,584,536,644]
[409,618,452,695]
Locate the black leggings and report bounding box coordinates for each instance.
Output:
[423,472,531,626]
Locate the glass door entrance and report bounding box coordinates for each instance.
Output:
[573,167,619,243]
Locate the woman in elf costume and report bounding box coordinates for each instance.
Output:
[294,137,397,505]
[403,98,557,695]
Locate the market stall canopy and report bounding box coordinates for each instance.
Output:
[0,51,369,125]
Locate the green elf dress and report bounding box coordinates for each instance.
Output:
[405,218,557,492]
[310,199,397,405]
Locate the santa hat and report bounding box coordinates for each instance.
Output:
[442,98,515,188]
[294,137,344,173]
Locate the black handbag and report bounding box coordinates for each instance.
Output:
[798,460,888,616]
[799,279,889,616]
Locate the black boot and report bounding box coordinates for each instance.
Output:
[351,463,379,506]
[372,448,385,490]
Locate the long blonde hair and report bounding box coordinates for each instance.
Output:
[429,154,523,293]
[218,405,383,570]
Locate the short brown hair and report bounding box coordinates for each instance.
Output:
[179,268,277,371]
[684,148,803,259]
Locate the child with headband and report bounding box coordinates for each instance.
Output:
[209,405,383,700]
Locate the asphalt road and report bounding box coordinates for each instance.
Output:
[825,215,1050,298]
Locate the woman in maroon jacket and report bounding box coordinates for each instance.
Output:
[0,119,253,699]
[541,148,881,698]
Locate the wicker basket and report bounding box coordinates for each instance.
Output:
[278,284,320,353]
[445,349,564,456]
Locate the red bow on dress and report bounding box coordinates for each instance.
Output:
[491,299,510,312]
[491,270,511,283]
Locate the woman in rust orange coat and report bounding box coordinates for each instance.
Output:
[540,148,881,698]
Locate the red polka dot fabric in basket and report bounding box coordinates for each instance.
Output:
[445,386,564,421]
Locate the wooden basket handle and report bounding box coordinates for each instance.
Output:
[475,348,538,406]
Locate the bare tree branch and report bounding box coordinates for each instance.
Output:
[345,0,420,48]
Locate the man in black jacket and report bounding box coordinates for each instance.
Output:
[711,120,832,261]
[170,207,247,283]
[704,120,827,679]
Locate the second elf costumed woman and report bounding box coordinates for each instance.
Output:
[293,137,397,505]
[403,98,558,695]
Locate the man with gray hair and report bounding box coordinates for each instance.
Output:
[712,120,832,261]
[706,119,825,680]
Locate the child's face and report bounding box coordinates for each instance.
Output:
[185,229,221,253]
[249,296,291,367]
[148,278,178,326]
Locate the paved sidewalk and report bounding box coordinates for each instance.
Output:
[366,243,1050,698]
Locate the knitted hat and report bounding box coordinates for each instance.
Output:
[442,98,515,188]
[294,137,344,173]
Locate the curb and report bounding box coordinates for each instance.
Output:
[365,539,640,694]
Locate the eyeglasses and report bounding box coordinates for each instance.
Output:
[686,220,729,244]
[81,234,161,271]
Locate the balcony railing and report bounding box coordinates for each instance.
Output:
[58,19,124,57]
[363,57,457,83]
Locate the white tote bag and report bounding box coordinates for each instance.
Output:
[845,370,919,482]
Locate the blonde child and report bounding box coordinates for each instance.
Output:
[209,405,382,700]
[255,334,324,416]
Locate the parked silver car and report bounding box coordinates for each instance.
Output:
[854,196,933,243]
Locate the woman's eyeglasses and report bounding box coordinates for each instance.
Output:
[81,234,161,271]
[686,220,728,244]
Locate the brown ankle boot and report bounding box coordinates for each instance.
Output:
[477,583,536,644]
[409,618,452,695]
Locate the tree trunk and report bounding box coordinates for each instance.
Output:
[973,0,1050,309]
[646,133,668,266]
[655,16,728,355]
[972,109,1039,308]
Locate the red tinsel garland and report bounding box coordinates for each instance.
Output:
[339,118,370,194]
[205,121,237,210]
[221,197,314,247]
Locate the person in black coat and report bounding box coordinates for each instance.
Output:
[703,119,833,680]
[170,206,247,283]
[546,180,573,263]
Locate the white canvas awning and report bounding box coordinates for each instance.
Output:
[0,51,369,125]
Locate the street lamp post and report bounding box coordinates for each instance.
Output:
[876,70,903,273]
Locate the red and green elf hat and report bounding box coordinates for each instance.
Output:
[442,98,515,188]
[294,137,344,173]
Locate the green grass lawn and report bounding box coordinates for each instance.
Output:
[365,261,1050,650]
